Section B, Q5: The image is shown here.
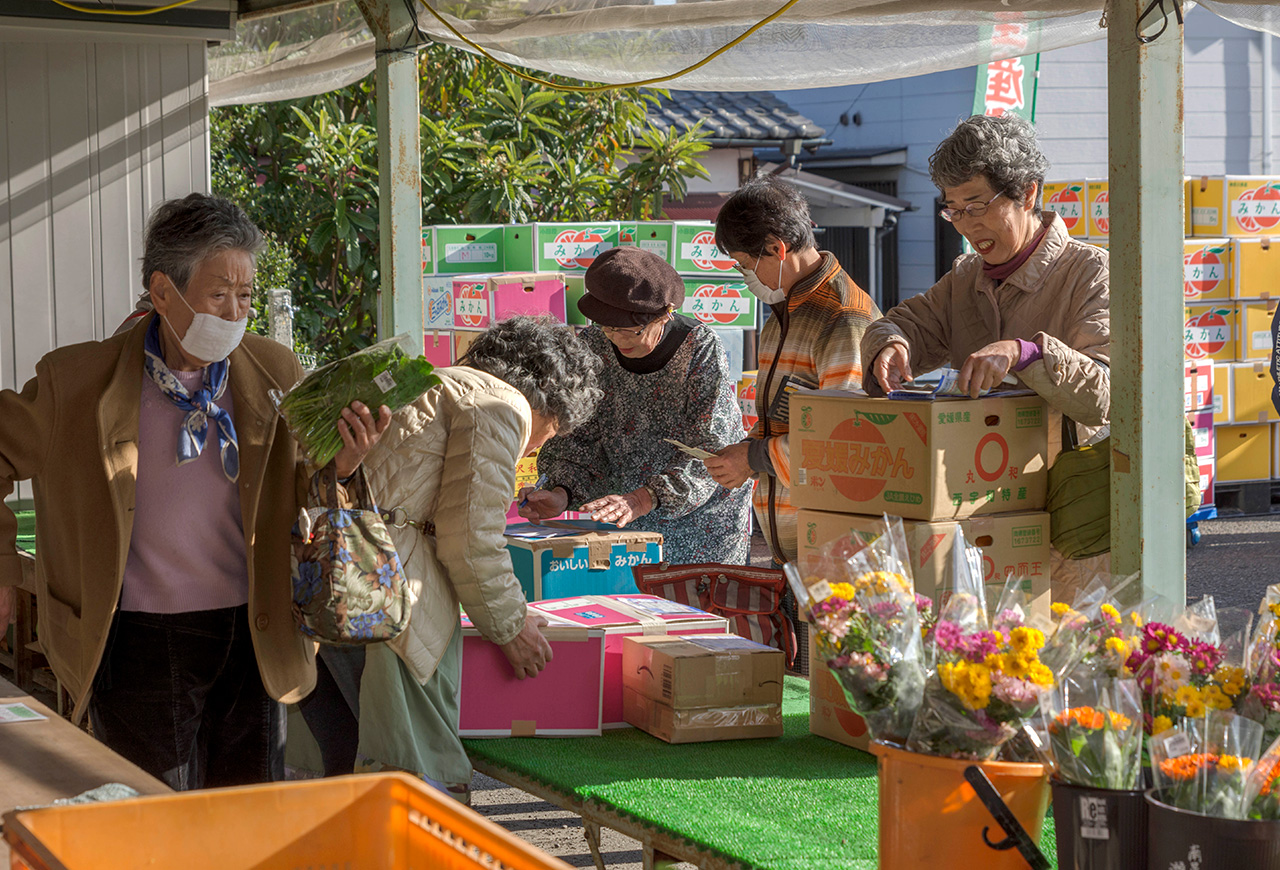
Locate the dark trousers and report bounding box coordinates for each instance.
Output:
[297,645,364,776]
[89,605,284,791]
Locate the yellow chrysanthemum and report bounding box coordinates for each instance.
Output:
[1130,612,1144,627]
[1051,602,1071,618]
[1269,602,1280,620]
[1217,755,1253,773]
[1175,685,1201,706]
[1009,626,1045,653]
[1026,662,1055,688]
[827,582,856,601]
[939,660,993,710]
[1106,637,1129,658]
[1101,603,1121,621]
[1185,699,1207,718]
[1152,715,1173,735]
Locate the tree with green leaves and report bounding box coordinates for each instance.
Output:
[213,42,709,361]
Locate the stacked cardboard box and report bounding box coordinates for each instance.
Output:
[785,390,1053,748]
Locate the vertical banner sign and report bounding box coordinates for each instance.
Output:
[972,22,1041,122]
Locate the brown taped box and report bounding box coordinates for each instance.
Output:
[807,633,872,752]
[796,508,1051,622]
[789,392,1049,521]
[622,635,784,742]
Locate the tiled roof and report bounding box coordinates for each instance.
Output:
[648,91,829,145]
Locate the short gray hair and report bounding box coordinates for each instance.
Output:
[929,115,1051,212]
[460,316,604,433]
[141,193,264,291]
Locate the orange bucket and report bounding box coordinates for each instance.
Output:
[871,740,1050,870]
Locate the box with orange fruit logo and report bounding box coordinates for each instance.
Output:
[1043,180,1088,238]
[1184,303,1237,363]
[1190,176,1280,237]
[1183,240,1232,302]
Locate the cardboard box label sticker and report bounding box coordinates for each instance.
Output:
[1016,407,1044,429]
[1012,525,1043,548]
[544,228,612,268]
[1185,307,1234,359]
[1185,246,1228,299]
[455,281,488,326]
[444,242,498,265]
[678,230,737,271]
[1230,182,1280,233]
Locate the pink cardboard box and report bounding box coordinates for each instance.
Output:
[490,272,567,323]
[458,613,605,737]
[1189,409,1215,461]
[1185,361,1214,412]
[423,332,453,369]
[530,594,729,729]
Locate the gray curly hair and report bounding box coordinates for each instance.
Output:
[460,316,603,433]
[142,193,263,291]
[929,115,1050,212]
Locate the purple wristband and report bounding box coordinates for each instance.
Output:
[1012,339,1043,372]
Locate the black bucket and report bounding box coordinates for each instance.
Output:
[1051,779,1148,870]
[1146,789,1280,870]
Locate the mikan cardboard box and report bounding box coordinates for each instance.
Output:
[453,329,480,362]
[738,371,758,432]
[1213,363,1233,425]
[672,221,738,275]
[795,508,1051,619]
[422,224,505,275]
[1233,238,1280,299]
[1185,177,1193,237]
[1188,409,1215,506]
[1231,362,1280,424]
[808,633,871,752]
[422,331,452,369]
[504,222,619,273]
[681,277,756,329]
[423,274,454,330]
[1042,180,1088,237]
[1237,300,1278,362]
[619,220,675,264]
[451,274,498,331]
[1184,303,1237,363]
[490,272,567,324]
[789,392,1049,522]
[1086,178,1109,239]
[1183,240,1232,302]
[565,275,588,325]
[1184,360,1214,413]
[1191,176,1280,237]
[1216,423,1271,482]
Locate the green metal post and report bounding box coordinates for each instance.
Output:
[355,0,423,353]
[1107,0,1186,603]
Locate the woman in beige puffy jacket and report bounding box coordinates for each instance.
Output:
[298,316,602,801]
[861,114,1111,602]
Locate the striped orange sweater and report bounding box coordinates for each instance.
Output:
[749,252,880,563]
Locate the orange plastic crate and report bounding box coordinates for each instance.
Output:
[4,773,571,870]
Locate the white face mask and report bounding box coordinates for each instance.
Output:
[163,279,248,363]
[738,252,786,305]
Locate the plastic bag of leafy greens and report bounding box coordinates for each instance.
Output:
[275,334,440,469]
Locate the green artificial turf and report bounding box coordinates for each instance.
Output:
[464,676,1059,869]
[15,510,34,554]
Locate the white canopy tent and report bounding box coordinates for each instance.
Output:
[212,0,1242,606]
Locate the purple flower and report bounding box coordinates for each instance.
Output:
[993,609,1024,633]
[1187,640,1223,676]
[915,594,935,615]
[1252,682,1280,712]
[871,600,903,620]
[958,630,1002,663]
[992,673,1039,709]
[934,620,962,652]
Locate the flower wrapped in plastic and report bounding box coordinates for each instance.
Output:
[1041,673,1144,789]
[1245,734,1280,820]
[1150,710,1264,818]
[1040,574,1144,681]
[1241,585,1280,748]
[1129,596,1253,737]
[905,530,1054,761]
[786,516,927,745]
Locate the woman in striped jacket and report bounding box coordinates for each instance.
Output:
[704,176,881,564]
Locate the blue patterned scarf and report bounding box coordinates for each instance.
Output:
[143,317,240,482]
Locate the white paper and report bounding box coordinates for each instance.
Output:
[663,438,716,460]
[0,702,47,723]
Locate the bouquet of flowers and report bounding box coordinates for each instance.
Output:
[1150,710,1264,818]
[1244,734,1280,820]
[1240,585,1280,748]
[787,517,929,745]
[1041,574,1144,681]
[905,532,1055,760]
[1040,673,1144,789]
[1128,596,1252,737]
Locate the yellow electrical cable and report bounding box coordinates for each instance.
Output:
[47,0,201,15]
[415,0,802,93]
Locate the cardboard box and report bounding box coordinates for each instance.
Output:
[672,222,738,275]
[795,508,1051,618]
[457,613,605,737]
[1185,177,1193,237]
[619,220,675,263]
[531,594,729,729]
[1085,178,1109,239]
[422,224,505,275]
[423,275,454,330]
[1198,455,1216,507]
[622,635,784,743]
[1237,300,1278,361]
[1185,303,1238,363]
[790,392,1049,521]
[681,277,757,328]
[503,222,619,273]
[1213,362,1233,425]
[1183,240,1232,302]
[504,520,662,600]
[453,329,480,362]
[1191,176,1280,237]
[422,331,453,369]
[1216,423,1271,482]
[1043,180,1088,237]
[807,633,871,752]
[451,274,498,330]
[738,371,758,432]
[1189,409,1216,463]
[1184,361,1214,412]
[565,275,588,325]
[1231,362,1280,424]
[1233,238,1280,299]
[490,272,567,323]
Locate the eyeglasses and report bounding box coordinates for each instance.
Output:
[939,191,1003,223]
[600,315,666,339]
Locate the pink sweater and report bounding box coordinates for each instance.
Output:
[120,368,250,613]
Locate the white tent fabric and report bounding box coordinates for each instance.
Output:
[209,0,1280,106]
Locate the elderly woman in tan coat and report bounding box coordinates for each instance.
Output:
[861,114,1110,600]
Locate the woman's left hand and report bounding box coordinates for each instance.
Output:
[958,340,1021,398]
[333,401,393,479]
[584,489,653,528]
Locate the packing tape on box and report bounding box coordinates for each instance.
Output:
[510,720,537,737]
[1113,448,1131,473]
[545,626,591,643]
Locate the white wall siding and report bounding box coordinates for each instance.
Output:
[0,37,208,502]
